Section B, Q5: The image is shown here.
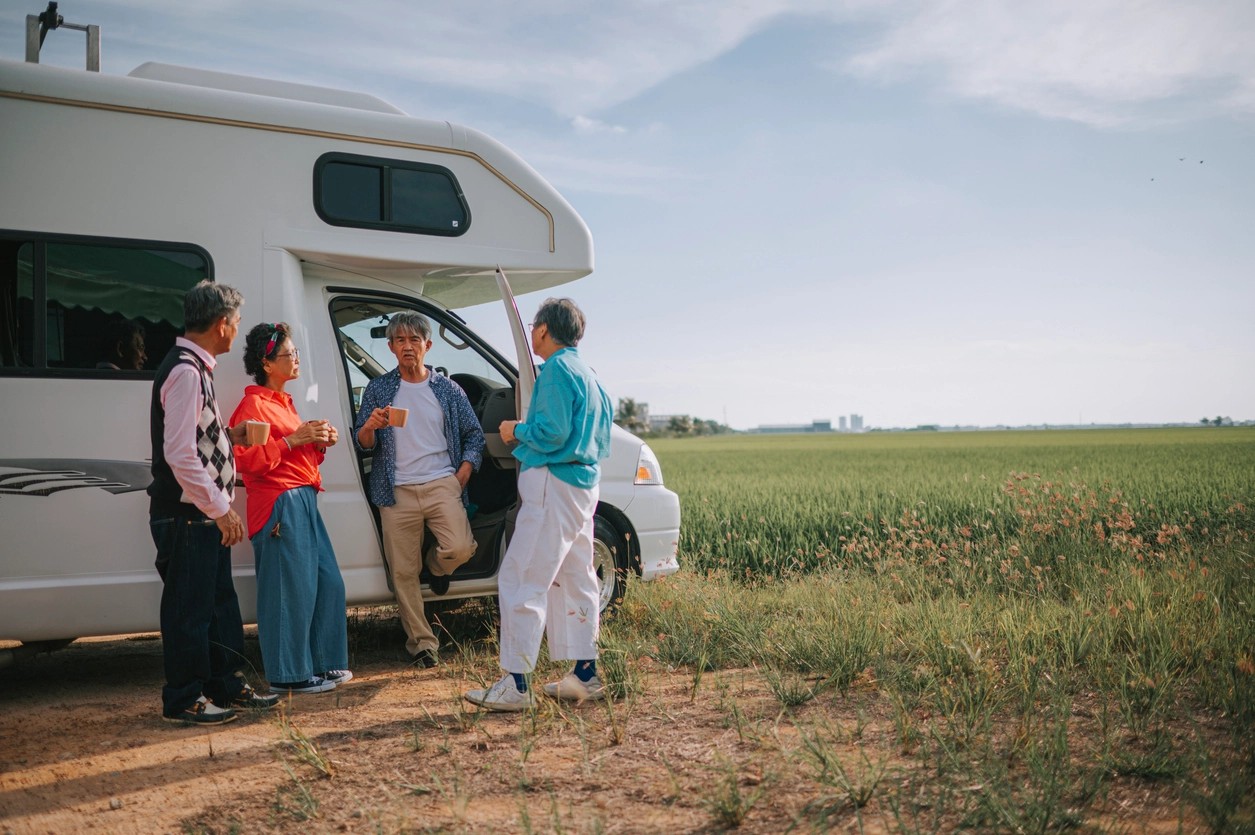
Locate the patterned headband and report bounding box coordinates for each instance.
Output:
[264,323,286,357]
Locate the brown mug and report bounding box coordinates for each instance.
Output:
[244,420,270,446]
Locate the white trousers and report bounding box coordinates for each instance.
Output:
[498,466,600,674]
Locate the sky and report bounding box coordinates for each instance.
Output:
[5,1,1253,429]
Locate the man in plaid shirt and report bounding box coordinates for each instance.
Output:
[354,311,485,667]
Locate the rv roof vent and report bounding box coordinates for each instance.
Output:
[127,62,406,115]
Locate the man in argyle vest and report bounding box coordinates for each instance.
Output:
[149,280,278,725]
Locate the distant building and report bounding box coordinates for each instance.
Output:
[751,419,834,434]
[838,416,848,432]
[647,414,674,432]
[851,413,864,432]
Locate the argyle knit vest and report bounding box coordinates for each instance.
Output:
[148,347,235,519]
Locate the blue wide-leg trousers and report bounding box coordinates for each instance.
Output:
[251,486,348,683]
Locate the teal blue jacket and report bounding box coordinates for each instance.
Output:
[513,347,612,488]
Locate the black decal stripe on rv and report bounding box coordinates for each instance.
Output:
[0,479,130,497]
[0,470,111,488]
[0,460,151,496]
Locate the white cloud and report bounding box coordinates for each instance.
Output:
[842,0,1255,126]
[52,0,841,115]
[571,115,627,135]
[15,0,1254,130]
[337,0,833,115]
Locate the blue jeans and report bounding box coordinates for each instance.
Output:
[151,516,247,715]
[251,486,348,683]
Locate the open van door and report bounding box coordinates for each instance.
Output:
[323,267,544,595]
[497,266,534,418]
[482,266,535,460]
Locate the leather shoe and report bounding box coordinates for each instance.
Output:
[429,574,450,596]
[229,683,281,710]
[409,648,438,668]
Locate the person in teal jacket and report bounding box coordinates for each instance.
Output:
[464,298,613,711]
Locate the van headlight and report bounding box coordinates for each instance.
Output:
[634,444,665,485]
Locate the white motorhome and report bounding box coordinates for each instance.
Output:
[0,19,680,660]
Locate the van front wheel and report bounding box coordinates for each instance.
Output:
[593,516,629,617]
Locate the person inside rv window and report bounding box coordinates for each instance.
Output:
[230,323,353,696]
[96,318,148,370]
[353,311,486,668]
[464,298,613,712]
[148,280,279,725]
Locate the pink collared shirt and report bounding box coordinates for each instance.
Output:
[160,337,232,519]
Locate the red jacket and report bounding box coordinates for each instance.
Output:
[229,386,325,538]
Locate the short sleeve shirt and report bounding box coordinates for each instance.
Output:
[393,377,455,485]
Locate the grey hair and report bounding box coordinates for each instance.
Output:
[183,280,243,332]
[533,298,585,347]
[386,310,432,341]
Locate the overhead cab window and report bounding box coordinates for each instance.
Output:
[314,153,470,237]
[0,233,210,376]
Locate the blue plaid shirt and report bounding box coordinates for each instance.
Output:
[353,367,485,508]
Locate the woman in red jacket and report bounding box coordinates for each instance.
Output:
[231,322,351,695]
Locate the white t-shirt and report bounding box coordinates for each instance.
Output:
[392,377,455,485]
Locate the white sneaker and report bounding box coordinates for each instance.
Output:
[270,676,336,695]
[542,672,606,702]
[464,674,536,712]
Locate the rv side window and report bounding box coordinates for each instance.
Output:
[0,233,210,376]
[315,153,470,237]
[320,162,381,223]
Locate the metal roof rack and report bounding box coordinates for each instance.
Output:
[25,2,99,71]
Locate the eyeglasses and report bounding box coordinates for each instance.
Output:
[273,348,300,361]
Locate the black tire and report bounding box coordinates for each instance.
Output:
[593,515,630,617]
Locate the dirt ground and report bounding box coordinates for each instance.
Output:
[0,606,1225,834]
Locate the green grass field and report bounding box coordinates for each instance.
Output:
[605,427,1255,830]
[260,427,1252,831]
[651,427,1255,578]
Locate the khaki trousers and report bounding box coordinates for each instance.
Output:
[380,476,476,655]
